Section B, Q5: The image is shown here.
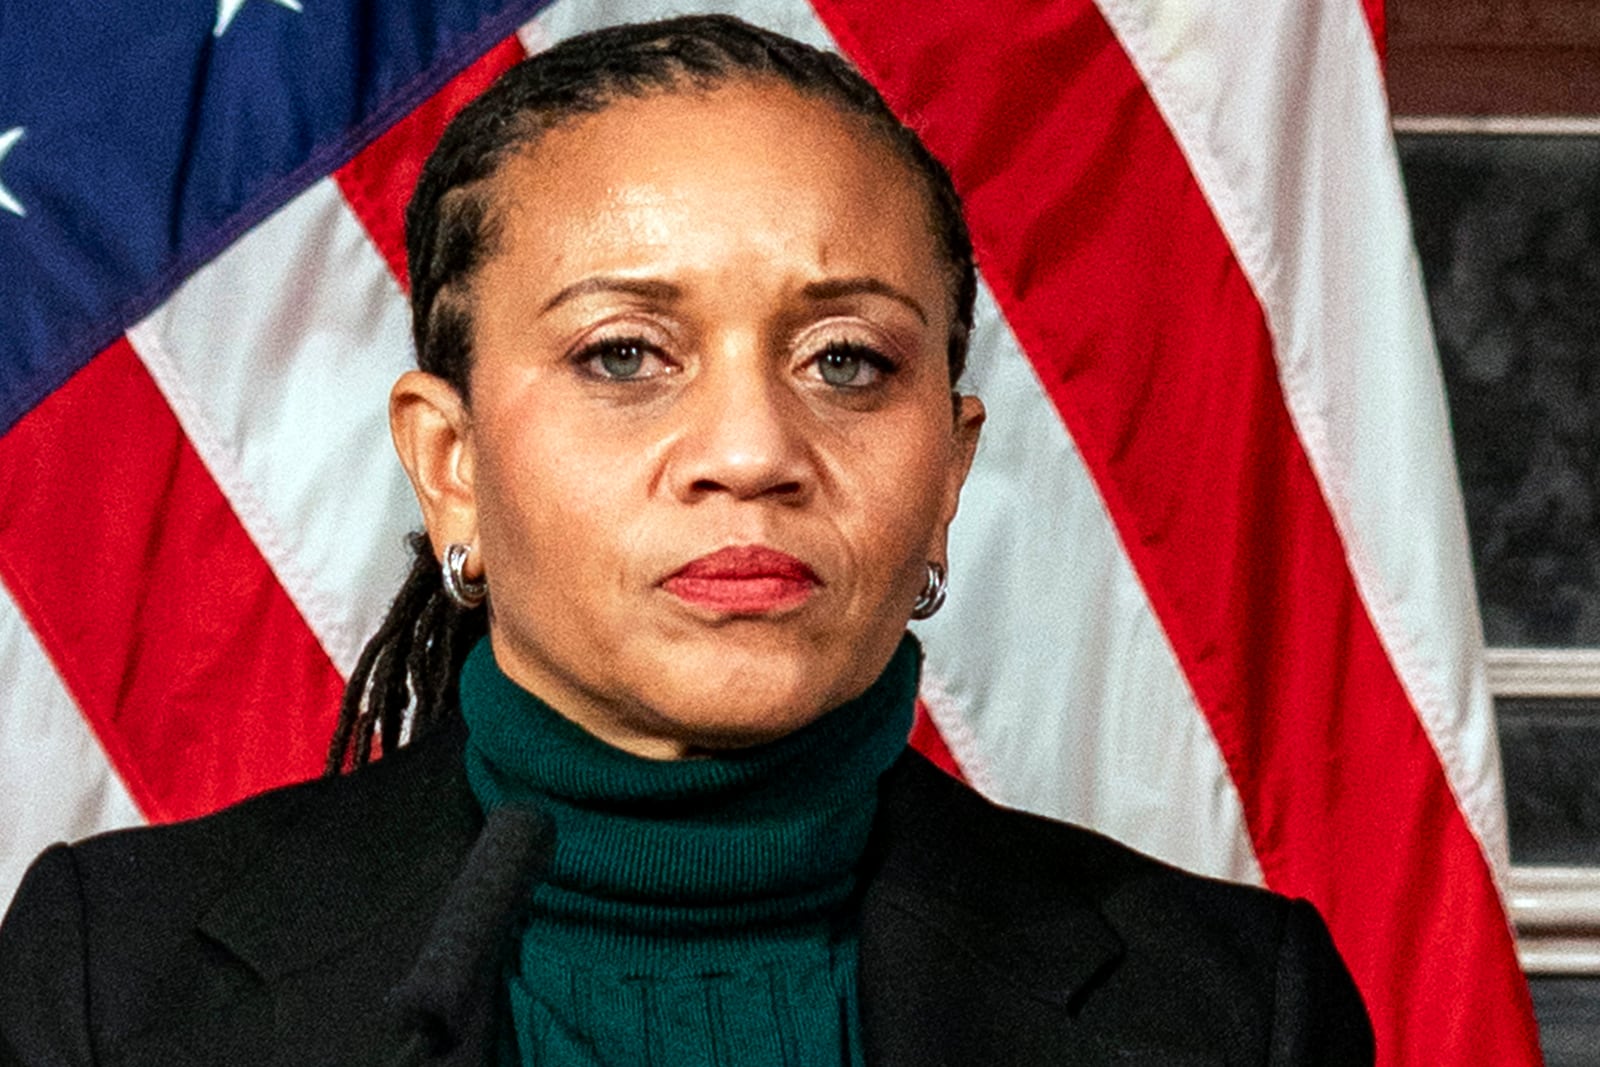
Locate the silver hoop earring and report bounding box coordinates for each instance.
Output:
[910,561,948,620]
[441,542,487,609]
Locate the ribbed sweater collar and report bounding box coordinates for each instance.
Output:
[458,635,919,969]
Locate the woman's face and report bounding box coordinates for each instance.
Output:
[394,80,982,758]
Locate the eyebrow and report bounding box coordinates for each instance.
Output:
[538,273,930,324]
[541,276,684,314]
[801,277,929,325]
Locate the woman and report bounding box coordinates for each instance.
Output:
[0,15,1373,1066]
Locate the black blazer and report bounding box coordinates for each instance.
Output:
[0,722,1373,1066]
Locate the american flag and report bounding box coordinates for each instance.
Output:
[0,1,1542,1063]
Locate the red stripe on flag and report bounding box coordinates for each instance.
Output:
[909,699,965,781]
[0,340,343,824]
[812,1,1536,1063]
[335,36,528,289]
[1361,0,1386,69]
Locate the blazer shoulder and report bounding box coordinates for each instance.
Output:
[872,752,1374,1063]
[64,718,474,883]
[0,844,96,1065]
[877,749,1271,912]
[0,723,479,1064]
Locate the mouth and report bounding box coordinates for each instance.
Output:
[662,544,821,615]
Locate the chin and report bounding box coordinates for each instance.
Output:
[664,684,835,747]
[635,640,858,749]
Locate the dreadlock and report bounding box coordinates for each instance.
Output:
[327,13,978,774]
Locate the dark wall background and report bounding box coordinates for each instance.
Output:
[1390,3,1600,1063]
[1390,0,1600,115]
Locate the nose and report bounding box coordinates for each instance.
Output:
[666,347,814,505]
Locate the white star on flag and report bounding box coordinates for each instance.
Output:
[0,127,24,218]
[214,0,303,38]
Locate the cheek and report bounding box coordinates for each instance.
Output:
[839,417,954,570]
[471,405,672,634]
[473,421,612,577]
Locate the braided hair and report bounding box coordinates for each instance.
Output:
[327,13,978,774]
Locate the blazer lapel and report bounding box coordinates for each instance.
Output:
[385,805,556,1067]
[193,725,488,1066]
[859,753,1188,1067]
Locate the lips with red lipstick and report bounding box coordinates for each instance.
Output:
[662,545,821,614]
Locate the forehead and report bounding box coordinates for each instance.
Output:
[481,80,940,285]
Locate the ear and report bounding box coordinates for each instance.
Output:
[390,370,479,567]
[928,393,985,562]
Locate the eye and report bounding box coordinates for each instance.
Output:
[577,338,672,381]
[810,341,895,388]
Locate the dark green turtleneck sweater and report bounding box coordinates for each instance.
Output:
[458,635,919,1067]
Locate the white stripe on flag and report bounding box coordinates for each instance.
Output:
[1093,0,1508,878]
[126,180,421,679]
[0,585,143,907]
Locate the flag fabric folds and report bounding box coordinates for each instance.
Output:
[0,1,1542,1064]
